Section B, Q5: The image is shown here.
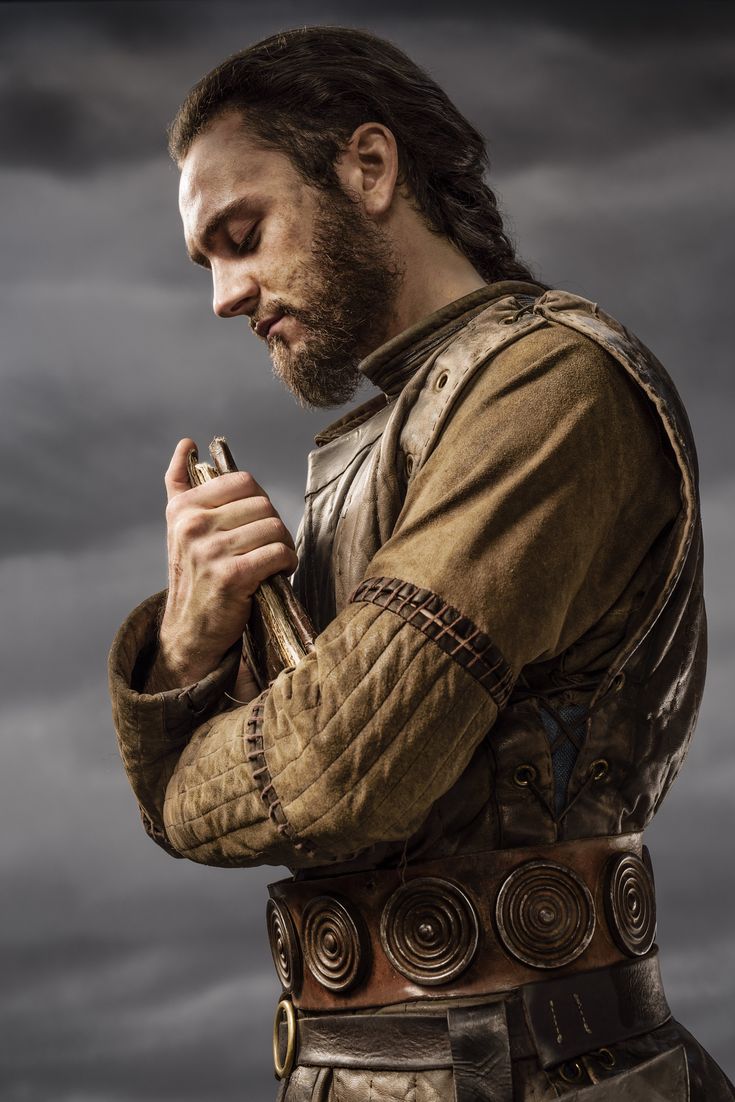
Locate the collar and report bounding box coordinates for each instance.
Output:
[359,281,544,396]
[314,280,544,446]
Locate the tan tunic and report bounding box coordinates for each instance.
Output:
[109,283,680,871]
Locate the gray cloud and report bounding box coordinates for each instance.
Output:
[1,4,734,175]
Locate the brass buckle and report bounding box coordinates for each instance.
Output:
[273,997,297,1081]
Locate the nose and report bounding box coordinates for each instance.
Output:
[212,263,259,319]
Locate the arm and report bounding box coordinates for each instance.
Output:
[110,326,679,866]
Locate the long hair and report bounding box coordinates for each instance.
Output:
[168,26,535,285]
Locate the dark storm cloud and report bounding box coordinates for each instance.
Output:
[1,2,734,175]
[0,80,165,172]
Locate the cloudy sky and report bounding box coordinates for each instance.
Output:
[1,2,733,1099]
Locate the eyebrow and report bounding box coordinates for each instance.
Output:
[187,196,255,268]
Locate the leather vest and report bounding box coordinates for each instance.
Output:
[292,288,706,869]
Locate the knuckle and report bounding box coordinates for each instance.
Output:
[179,509,208,540]
[233,470,258,495]
[269,516,287,540]
[165,496,183,522]
[223,556,247,586]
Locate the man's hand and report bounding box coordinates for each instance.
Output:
[148,437,298,690]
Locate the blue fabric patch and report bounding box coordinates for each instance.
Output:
[540,703,588,814]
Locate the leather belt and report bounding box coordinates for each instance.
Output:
[267,834,657,1011]
[276,954,671,1085]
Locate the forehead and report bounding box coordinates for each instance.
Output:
[178,112,299,228]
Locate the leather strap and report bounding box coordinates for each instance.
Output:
[283,954,670,1076]
[522,948,670,1066]
[448,1002,513,1102]
[269,834,649,1011]
[284,995,532,1071]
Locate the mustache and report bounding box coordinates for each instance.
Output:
[249,301,313,335]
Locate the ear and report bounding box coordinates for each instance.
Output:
[334,123,399,217]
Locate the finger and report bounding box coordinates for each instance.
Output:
[235,542,299,587]
[165,438,197,502]
[217,517,296,556]
[189,469,268,508]
[213,495,281,532]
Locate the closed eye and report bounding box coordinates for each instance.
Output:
[235,224,260,256]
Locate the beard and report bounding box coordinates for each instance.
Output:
[263,186,403,409]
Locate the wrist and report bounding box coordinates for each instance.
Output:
[147,627,226,692]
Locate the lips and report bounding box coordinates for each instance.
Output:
[255,312,285,340]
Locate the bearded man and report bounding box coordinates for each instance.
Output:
[109,26,734,1102]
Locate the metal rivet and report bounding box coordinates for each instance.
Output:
[405,454,414,476]
[595,1048,616,1070]
[513,764,537,787]
[559,1061,583,1083]
[591,758,609,781]
[436,371,449,390]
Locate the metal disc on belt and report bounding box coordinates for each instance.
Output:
[380,877,479,985]
[266,898,302,995]
[495,860,596,969]
[302,895,367,992]
[605,852,657,957]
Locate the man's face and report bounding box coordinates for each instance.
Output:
[179,112,402,407]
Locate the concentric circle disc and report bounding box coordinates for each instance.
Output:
[302,896,366,992]
[605,852,657,957]
[380,877,479,985]
[495,860,595,969]
[266,898,301,995]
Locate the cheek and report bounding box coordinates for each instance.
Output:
[267,197,319,279]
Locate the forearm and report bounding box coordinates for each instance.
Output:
[111,583,502,868]
[108,591,242,852]
[162,599,500,867]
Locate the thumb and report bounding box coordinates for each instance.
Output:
[165,437,197,501]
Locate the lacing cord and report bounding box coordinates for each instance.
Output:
[510,675,611,825]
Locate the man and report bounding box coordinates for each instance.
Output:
[109,26,733,1101]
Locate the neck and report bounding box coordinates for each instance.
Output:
[383,224,487,343]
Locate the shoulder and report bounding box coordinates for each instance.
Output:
[445,314,653,449]
[477,316,633,405]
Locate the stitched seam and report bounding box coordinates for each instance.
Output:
[288,631,434,831]
[244,695,323,860]
[273,614,425,799]
[275,605,403,738]
[163,721,257,790]
[393,693,490,825]
[351,576,514,708]
[324,683,488,839]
